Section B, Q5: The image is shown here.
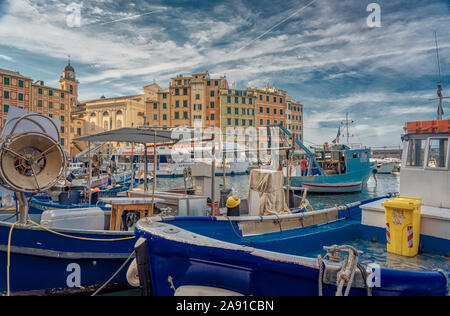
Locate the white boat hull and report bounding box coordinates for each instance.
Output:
[302,181,363,193]
[376,162,396,174]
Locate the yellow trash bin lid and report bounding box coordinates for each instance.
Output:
[381,196,423,211]
[226,196,241,209]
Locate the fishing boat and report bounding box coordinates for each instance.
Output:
[129,119,450,296]
[285,143,376,193]
[279,116,377,193]
[0,112,190,296]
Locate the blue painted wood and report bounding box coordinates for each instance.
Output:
[134,197,449,296]
[0,221,135,295]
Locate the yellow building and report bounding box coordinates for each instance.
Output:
[219,89,257,135]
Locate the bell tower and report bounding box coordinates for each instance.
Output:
[59,55,79,106]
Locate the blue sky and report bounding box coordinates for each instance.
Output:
[0,0,449,147]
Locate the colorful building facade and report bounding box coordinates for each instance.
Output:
[250,86,287,129]
[219,89,257,135]
[71,70,304,155]
[0,61,78,153]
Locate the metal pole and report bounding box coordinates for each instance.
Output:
[88,140,92,206]
[130,142,134,192]
[346,112,349,145]
[144,144,148,192]
[211,133,216,215]
[152,130,156,214]
[286,140,293,208]
[222,150,226,191]
[17,192,29,226]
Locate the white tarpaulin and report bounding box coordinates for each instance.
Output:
[1,106,60,141]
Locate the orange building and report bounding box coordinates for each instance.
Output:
[250,86,287,128]
[0,61,77,152]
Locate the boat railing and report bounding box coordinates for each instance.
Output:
[144,196,390,237]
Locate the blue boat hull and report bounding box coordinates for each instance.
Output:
[27,181,140,215]
[290,166,375,193]
[133,198,449,296]
[0,222,136,295]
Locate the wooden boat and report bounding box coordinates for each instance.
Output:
[0,114,189,296]
[129,119,450,296]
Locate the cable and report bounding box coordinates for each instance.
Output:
[27,220,136,242]
[5,220,136,296]
[6,221,18,296]
[226,216,255,246]
[91,250,136,296]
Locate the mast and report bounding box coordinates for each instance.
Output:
[435,32,444,120]
[429,32,449,120]
[345,112,349,145]
[341,112,353,146]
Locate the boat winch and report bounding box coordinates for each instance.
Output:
[0,113,66,224]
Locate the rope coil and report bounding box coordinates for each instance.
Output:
[317,244,369,297]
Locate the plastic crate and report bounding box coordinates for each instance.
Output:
[404,119,450,134]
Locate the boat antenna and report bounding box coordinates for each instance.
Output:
[341,112,354,146]
[429,31,449,120]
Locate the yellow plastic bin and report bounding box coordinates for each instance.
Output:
[381,196,423,257]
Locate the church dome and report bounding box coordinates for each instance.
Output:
[64,63,75,72]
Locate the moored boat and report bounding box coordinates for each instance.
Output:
[0,114,191,296]
[288,145,376,193]
[129,119,450,296]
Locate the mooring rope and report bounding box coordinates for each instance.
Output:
[317,245,366,297]
[91,250,136,296]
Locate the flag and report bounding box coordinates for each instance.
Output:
[332,126,341,144]
[230,81,235,87]
[438,102,444,118]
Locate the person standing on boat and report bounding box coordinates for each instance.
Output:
[300,156,308,176]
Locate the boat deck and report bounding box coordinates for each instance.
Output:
[361,199,450,240]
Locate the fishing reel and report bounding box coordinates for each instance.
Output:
[0,114,66,193]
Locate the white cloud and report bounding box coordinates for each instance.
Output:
[0,54,13,62]
[1,0,450,146]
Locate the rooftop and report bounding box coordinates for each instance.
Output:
[0,68,32,80]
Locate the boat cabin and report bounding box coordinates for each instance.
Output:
[312,145,371,176]
[361,119,450,244]
[401,119,450,208]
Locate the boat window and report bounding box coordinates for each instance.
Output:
[361,152,368,162]
[352,153,359,159]
[427,138,448,168]
[406,139,426,167]
[160,155,168,163]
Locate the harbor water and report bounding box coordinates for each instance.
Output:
[155,172,400,210]
[3,173,448,296]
